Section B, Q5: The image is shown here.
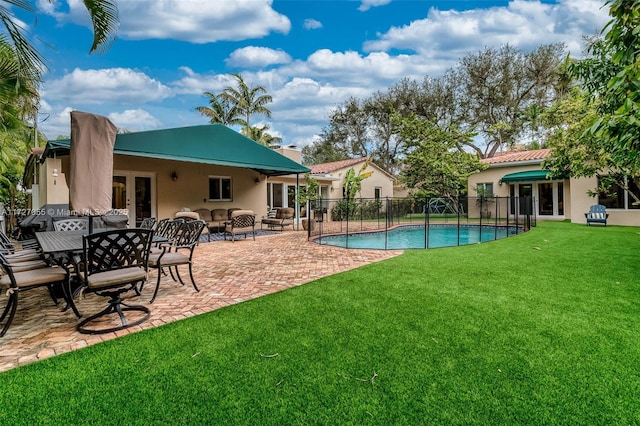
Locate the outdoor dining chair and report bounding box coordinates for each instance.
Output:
[74,228,153,334]
[53,218,89,232]
[0,253,72,337]
[139,217,157,230]
[147,219,205,303]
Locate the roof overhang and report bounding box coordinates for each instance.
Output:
[500,170,551,183]
[42,124,310,177]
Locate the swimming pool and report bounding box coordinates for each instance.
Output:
[313,224,521,250]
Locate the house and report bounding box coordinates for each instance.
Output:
[266,150,396,220]
[23,124,310,227]
[468,148,640,226]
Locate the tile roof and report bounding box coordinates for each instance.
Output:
[482,148,551,165]
[310,157,368,174]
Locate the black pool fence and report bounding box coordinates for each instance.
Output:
[304,196,536,249]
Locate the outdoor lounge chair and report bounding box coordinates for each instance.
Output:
[260,207,294,231]
[585,204,608,226]
[224,210,256,242]
[75,228,153,334]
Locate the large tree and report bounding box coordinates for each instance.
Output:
[544,0,640,204]
[219,73,272,130]
[394,113,486,199]
[457,43,566,158]
[570,0,640,174]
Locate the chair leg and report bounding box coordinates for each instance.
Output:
[0,292,18,337]
[149,267,162,303]
[188,262,199,292]
[62,277,82,318]
[174,266,186,286]
[78,293,150,334]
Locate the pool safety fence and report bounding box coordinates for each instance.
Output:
[304,196,535,249]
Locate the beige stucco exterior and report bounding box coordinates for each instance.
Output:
[468,151,640,226]
[468,163,570,221]
[42,154,271,224]
[569,175,640,226]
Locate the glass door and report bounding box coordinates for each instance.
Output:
[112,171,156,227]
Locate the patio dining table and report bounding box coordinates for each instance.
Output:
[35,230,86,255]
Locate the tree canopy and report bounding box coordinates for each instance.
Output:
[543,0,640,203]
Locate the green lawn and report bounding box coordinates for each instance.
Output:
[1,221,639,425]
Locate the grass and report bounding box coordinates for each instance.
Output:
[0,221,639,424]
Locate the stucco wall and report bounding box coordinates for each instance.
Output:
[570,176,640,226]
[112,155,265,219]
[468,164,569,220]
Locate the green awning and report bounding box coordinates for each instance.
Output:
[500,170,550,183]
[43,124,310,176]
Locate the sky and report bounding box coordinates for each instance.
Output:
[19,0,610,147]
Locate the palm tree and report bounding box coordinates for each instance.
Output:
[219,73,272,130]
[195,91,244,126]
[0,0,119,102]
[241,124,282,146]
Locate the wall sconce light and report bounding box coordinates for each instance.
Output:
[51,168,59,177]
[171,171,178,182]
[255,177,261,184]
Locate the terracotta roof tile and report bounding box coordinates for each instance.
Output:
[482,148,551,165]
[310,157,368,174]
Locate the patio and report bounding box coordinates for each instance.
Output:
[0,231,402,372]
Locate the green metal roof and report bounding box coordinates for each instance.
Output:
[500,170,550,183]
[44,124,310,176]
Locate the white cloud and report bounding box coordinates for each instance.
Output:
[42,68,173,104]
[363,0,609,58]
[49,0,291,43]
[358,0,392,12]
[226,46,292,68]
[108,109,162,131]
[303,19,323,30]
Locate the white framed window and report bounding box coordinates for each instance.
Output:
[374,187,381,199]
[208,176,232,201]
[598,176,640,210]
[476,182,494,196]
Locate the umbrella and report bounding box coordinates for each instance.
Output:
[69,111,117,232]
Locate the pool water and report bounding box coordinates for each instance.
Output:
[315,225,520,250]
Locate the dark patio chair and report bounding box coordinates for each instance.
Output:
[53,218,89,232]
[147,219,205,303]
[139,217,157,230]
[75,228,153,334]
[0,253,72,337]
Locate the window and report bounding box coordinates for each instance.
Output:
[208,176,232,201]
[374,187,381,199]
[476,182,494,196]
[598,176,627,209]
[628,177,640,209]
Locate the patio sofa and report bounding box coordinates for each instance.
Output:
[260,207,295,231]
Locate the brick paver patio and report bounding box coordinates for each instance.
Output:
[0,231,402,372]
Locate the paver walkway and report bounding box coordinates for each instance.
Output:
[0,231,402,372]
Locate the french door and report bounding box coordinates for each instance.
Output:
[112,171,156,227]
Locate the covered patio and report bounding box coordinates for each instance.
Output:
[0,231,402,372]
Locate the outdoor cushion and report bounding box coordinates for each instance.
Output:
[82,266,147,290]
[585,204,608,225]
[0,267,67,288]
[148,251,189,267]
